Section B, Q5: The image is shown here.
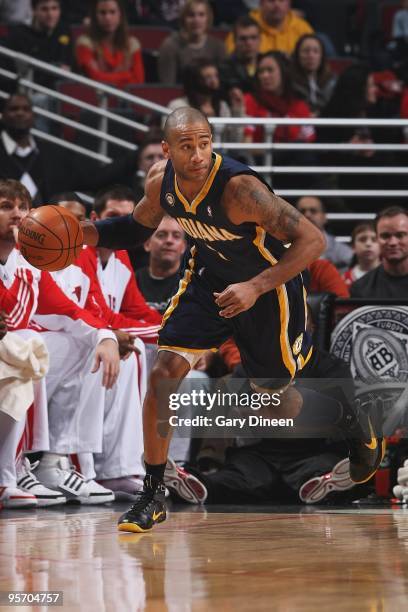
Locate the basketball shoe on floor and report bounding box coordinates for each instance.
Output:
[118,475,167,533]
[17,458,66,507]
[346,414,386,484]
[99,476,144,501]
[35,457,114,504]
[299,458,355,504]
[0,486,38,509]
[163,457,207,504]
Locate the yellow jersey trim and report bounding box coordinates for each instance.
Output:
[253,227,297,379]
[158,345,218,354]
[160,247,196,329]
[174,153,222,215]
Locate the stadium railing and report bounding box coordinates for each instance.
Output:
[1,44,408,231]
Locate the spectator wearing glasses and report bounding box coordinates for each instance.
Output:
[296,196,353,272]
[350,207,408,298]
[221,15,261,95]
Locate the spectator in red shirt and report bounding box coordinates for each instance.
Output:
[244,50,315,143]
[75,0,144,88]
[343,222,380,288]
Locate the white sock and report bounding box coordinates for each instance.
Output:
[40,452,68,467]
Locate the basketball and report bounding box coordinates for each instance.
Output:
[18,205,84,271]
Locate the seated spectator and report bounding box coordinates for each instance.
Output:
[0,93,104,204]
[343,223,380,288]
[225,0,314,56]
[296,196,353,272]
[291,34,336,116]
[244,51,315,144]
[350,206,408,298]
[0,0,31,24]
[157,0,225,84]
[136,215,187,314]
[7,0,71,85]
[75,0,145,88]
[220,15,261,94]
[167,59,244,143]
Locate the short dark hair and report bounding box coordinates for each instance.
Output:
[32,0,60,9]
[233,15,260,36]
[351,222,376,245]
[0,179,32,207]
[93,185,136,215]
[138,128,164,156]
[49,191,86,206]
[375,206,408,230]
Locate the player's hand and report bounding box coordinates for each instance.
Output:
[113,330,140,360]
[91,338,120,389]
[393,459,408,502]
[214,282,259,318]
[0,311,7,340]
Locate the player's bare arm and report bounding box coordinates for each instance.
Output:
[81,161,166,247]
[215,174,326,317]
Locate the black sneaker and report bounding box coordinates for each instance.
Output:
[117,475,167,533]
[347,413,386,484]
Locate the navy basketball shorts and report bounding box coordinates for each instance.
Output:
[158,260,313,388]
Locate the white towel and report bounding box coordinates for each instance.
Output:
[0,332,49,421]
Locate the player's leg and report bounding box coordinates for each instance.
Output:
[118,265,232,532]
[118,349,191,532]
[35,332,113,504]
[0,411,37,508]
[93,348,146,497]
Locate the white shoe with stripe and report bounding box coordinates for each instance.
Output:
[35,456,114,505]
[17,458,66,507]
[299,458,355,504]
[164,457,207,504]
[0,486,38,509]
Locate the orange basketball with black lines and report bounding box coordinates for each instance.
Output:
[18,205,84,271]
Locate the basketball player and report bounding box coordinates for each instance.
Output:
[78,108,385,532]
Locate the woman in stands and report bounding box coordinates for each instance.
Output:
[291,34,336,116]
[244,51,316,144]
[167,58,244,142]
[157,0,225,84]
[75,0,144,88]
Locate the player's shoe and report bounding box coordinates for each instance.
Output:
[17,458,66,507]
[118,475,167,533]
[0,486,38,509]
[98,476,144,501]
[163,457,207,504]
[346,414,386,484]
[299,458,355,504]
[35,457,114,504]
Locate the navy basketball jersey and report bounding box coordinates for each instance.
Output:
[160,152,288,284]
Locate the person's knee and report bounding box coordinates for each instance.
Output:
[148,352,190,392]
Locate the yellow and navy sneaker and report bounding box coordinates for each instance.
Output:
[118,475,167,533]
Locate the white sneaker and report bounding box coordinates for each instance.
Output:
[17,458,66,507]
[35,457,114,505]
[299,458,355,504]
[164,457,207,504]
[0,486,38,509]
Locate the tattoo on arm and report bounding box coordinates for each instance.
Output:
[229,177,301,242]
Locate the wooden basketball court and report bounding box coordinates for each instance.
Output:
[1,504,408,611]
